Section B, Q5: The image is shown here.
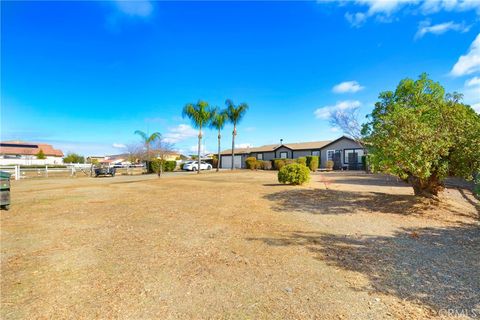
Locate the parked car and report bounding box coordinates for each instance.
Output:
[182,161,212,171]
[93,166,116,177]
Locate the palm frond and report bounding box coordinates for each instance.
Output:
[182,100,213,128]
[147,132,162,143]
[134,130,148,142]
[225,100,249,125]
[209,107,228,130]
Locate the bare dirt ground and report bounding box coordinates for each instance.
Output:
[1,171,479,319]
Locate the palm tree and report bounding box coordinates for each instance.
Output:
[209,108,228,172]
[134,130,161,162]
[182,100,212,174]
[225,99,249,170]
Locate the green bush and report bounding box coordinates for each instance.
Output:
[284,159,295,165]
[278,163,311,185]
[149,159,176,173]
[326,160,334,170]
[149,159,162,174]
[305,155,319,171]
[260,161,272,170]
[245,157,258,170]
[273,159,286,170]
[296,157,307,166]
[164,160,176,172]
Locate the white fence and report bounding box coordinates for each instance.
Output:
[0,164,92,180]
[0,164,146,180]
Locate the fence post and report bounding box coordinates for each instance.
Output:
[15,165,20,180]
[71,166,75,177]
[45,165,49,177]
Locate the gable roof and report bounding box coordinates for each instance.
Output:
[0,141,64,157]
[220,137,354,155]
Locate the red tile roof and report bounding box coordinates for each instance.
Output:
[0,141,64,157]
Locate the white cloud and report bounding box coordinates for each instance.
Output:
[421,0,480,15]
[330,127,340,132]
[314,100,362,120]
[163,124,198,143]
[235,143,253,149]
[112,143,126,148]
[465,76,480,87]
[332,81,365,93]
[345,12,367,27]
[415,20,470,39]
[451,33,480,77]
[471,103,480,113]
[319,0,480,27]
[114,0,153,17]
[461,76,480,113]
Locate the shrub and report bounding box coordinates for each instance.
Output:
[246,157,258,170]
[273,159,286,170]
[306,155,319,171]
[296,157,307,166]
[149,159,162,174]
[260,160,272,170]
[278,163,311,185]
[150,159,176,173]
[326,160,334,170]
[284,159,295,165]
[164,160,176,172]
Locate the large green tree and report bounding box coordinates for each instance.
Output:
[362,73,480,198]
[63,153,85,164]
[225,99,249,170]
[209,107,228,172]
[134,130,161,161]
[182,100,212,174]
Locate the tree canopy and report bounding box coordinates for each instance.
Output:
[362,73,480,197]
[36,149,46,159]
[63,153,85,164]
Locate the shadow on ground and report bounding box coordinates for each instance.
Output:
[248,225,480,314]
[263,189,425,215]
[325,174,408,188]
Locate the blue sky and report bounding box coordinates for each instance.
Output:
[2,0,480,156]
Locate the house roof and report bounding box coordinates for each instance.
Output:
[220,137,349,155]
[0,141,64,157]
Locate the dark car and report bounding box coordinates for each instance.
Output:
[94,166,116,177]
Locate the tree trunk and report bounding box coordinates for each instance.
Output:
[197,126,202,174]
[231,125,236,170]
[407,174,443,199]
[217,131,221,172]
[158,157,163,178]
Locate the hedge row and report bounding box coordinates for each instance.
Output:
[245,156,319,172]
[148,160,177,173]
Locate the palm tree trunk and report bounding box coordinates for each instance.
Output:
[197,126,202,174]
[231,125,236,170]
[217,130,221,172]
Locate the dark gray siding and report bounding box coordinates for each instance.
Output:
[320,138,363,168]
[274,146,293,159]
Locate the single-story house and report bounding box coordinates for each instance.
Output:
[0,141,64,165]
[219,136,365,170]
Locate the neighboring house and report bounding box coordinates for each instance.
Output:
[0,141,64,165]
[219,136,364,170]
[86,156,106,164]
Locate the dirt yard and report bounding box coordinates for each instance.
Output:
[1,171,479,319]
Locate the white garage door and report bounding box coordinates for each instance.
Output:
[221,155,242,169]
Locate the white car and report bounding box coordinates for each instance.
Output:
[183,161,212,171]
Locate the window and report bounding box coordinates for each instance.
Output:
[257,153,263,160]
[280,152,288,159]
[344,149,364,164]
[327,150,335,161]
[312,151,320,157]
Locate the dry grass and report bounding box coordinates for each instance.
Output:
[1,171,479,319]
